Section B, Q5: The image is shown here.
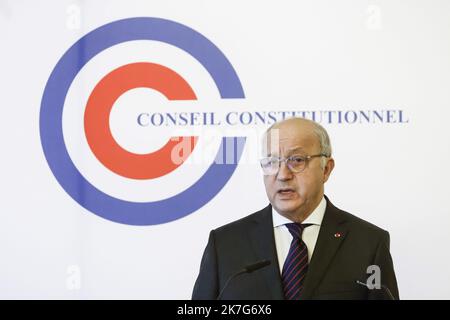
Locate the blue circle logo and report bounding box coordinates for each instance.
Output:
[40,17,246,225]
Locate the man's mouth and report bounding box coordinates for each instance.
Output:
[277,188,295,195]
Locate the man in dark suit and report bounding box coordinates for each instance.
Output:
[192,118,399,300]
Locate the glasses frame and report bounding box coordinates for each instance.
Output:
[260,153,329,175]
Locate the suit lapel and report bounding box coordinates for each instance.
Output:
[247,205,285,300]
[300,198,349,299]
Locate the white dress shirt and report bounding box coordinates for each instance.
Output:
[272,197,326,274]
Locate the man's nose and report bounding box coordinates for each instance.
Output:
[277,161,293,181]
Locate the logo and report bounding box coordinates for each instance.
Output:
[40,17,246,225]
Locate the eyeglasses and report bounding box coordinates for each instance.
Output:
[260,154,328,175]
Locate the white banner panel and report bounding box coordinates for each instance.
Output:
[1,0,450,299]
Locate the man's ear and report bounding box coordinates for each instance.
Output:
[323,158,335,183]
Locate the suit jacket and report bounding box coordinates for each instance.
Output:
[192,197,399,300]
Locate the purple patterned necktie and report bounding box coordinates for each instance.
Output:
[282,223,312,300]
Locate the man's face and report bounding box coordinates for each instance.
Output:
[263,120,334,221]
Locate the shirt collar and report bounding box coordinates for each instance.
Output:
[272,196,326,228]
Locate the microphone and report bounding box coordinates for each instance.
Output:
[217,260,271,300]
[356,280,396,300]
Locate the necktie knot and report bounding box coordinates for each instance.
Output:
[285,223,312,240]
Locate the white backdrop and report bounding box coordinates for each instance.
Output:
[1,0,450,299]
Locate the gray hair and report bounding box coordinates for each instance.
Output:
[313,121,332,168]
[263,117,332,168]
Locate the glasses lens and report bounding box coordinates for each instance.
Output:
[287,156,306,172]
[260,158,278,175]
